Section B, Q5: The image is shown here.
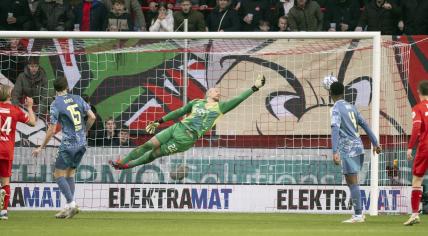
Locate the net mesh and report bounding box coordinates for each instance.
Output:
[0,36,412,213]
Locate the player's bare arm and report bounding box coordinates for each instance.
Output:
[32,124,57,157]
[85,110,96,133]
[24,97,36,127]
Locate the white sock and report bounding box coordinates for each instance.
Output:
[69,201,76,208]
[1,209,7,214]
[412,213,419,218]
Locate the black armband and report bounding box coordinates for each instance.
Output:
[251,86,259,92]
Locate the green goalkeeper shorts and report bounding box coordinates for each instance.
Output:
[155,122,198,155]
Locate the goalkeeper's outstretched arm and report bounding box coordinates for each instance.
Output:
[145,100,196,134]
[161,100,196,122]
[219,75,266,114]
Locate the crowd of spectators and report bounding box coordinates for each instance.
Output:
[0,0,426,34]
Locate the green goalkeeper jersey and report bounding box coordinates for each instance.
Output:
[161,89,254,138]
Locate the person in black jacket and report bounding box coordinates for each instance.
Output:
[74,0,108,31]
[414,0,428,35]
[206,0,240,31]
[324,0,360,31]
[0,0,32,30]
[238,0,270,31]
[103,116,119,146]
[356,0,401,35]
[400,0,428,35]
[35,0,75,31]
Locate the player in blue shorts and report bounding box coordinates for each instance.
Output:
[32,77,96,219]
[329,82,382,223]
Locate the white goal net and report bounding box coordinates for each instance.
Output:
[0,32,412,214]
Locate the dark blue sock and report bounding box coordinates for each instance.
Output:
[66,177,75,197]
[56,177,73,203]
[349,184,362,215]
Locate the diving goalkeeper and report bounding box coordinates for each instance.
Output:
[109,75,266,170]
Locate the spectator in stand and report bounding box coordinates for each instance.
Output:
[113,128,133,146]
[238,0,270,31]
[356,0,401,35]
[324,0,360,32]
[256,19,270,31]
[102,0,147,31]
[103,116,119,146]
[28,0,41,15]
[74,0,108,31]
[35,0,75,31]
[273,0,293,21]
[82,94,104,147]
[0,39,27,84]
[144,1,158,30]
[414,0,428,35]
[173,0,205,31]
[277,15,290,31]
[288,0,323,31]
[272,0,293,30]
[104,0,133,31]
[149,2,174,31]
[0,0,32,31]
[12,57,50,116]
[27,0,40,30]
[400,0,427,35]
[206,0,240,32]
[176,0,201,8]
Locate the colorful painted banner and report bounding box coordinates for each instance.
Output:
[2,36,424,146]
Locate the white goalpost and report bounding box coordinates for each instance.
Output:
[1,31,412,215]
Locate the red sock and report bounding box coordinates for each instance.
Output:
[2,185,10,210]
[411,187,423,213]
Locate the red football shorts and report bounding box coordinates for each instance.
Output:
[0,159,12,178]
[413,153,428,177]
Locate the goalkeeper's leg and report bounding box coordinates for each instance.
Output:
[125,123,197,168]
[119,124,177,164]
[126,148,163,168]
[119,139,160,164]
[126,139,194,168]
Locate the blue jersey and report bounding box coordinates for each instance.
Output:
[331,100,378,156]
[50,94,90,149]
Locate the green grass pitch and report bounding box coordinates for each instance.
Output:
[1,211,427,236]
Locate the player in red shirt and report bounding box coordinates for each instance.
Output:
[0,84,36,220]
[405,80,428,226]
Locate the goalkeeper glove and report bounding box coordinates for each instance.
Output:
[251,74,266,92]
[145,119,163,134]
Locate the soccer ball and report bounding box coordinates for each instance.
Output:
[169,164,189,181]
[322,75,338,90]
